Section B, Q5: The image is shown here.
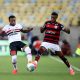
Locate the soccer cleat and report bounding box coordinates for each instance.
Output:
[69,68,75,75]
[32,61,38,69]
[12,69,17,74]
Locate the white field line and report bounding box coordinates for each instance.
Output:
[49,55,80,72]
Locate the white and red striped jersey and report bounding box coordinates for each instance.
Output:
[2,24,22,43]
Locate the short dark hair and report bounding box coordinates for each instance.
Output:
[51,12,58,16]
[9,15,16,20]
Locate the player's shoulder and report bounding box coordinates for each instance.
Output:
[2,24,10,31]
[15,23,23,28]
[56,22,64,28]
[16,23,22,26]
[45,20,52,24]
[4,24,10,28]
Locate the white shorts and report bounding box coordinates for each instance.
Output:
[41,42,61,53]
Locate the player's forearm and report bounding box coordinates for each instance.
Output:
[21,28,33,33]
[66,30,70,34]
[40,27,45,33]
[63,28,70,34]
[0,31,6,37]
[0,27,3,32]
[0,27,4,35]
[0,27,3,30]
[0,27,4,34]
[65,29,70,34]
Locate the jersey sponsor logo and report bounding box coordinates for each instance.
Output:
[45,31,55,34]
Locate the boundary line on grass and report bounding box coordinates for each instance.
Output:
[49,55,80,72]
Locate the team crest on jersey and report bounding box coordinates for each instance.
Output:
[54,26,58,29]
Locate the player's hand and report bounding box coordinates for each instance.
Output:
[40,27,43,31]
[40,27,45,33]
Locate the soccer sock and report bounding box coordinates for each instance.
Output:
[12,55,17,70]
[59,56,70,68]
[35,51,41,62]
[24,47,32,63]
[35,54,40,62]
[35,49,48,62]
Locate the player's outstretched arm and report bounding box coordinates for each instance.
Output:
[40,27,45,33]
[0,27,6,36]
[0,27,4,34]
[62,27,70,34]
[20,27,33,33]
[0,27,3,31]
[40,23,46,33]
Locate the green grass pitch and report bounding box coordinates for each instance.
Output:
[0,56,80,80]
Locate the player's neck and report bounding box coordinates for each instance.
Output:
[10,24,15,26]
[51,20,57,23]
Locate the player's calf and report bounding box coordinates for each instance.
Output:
[24,46,32,63]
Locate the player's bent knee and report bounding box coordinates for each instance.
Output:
[24,46,31,54]
[22,45,28,50]
[39,46,47,53]
[10,50,17,56]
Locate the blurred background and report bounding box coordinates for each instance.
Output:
[0,0,80,56]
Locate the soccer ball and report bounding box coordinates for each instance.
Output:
[27,63,35,72]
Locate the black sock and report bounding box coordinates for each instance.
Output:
[60,56,70,68]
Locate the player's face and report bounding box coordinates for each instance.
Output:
[51,15,57,22]
[9,18,16,26]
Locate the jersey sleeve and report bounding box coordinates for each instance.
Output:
[40,22,47,33]
[42,21,47,29]
[18,24,23,29]
[61,24,64,30]
[2,26,7,32]
[42,22,47,30]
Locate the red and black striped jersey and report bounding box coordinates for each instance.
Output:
[42,20,64,44]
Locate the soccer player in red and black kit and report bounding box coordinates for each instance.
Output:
[33,12,75,75]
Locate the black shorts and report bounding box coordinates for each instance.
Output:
[9,41,26,52]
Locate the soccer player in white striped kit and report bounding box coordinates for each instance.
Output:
[0,15,33,74]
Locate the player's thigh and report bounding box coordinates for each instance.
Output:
[41,42,52,50]
[50,44,64,56]
[17,41,26,51]
[51,44,61,52]
[9,42,17,55]
[55,50,64,58]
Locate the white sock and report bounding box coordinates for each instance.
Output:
[12,55,17,70]
[69,65,73,70]
[24,47,32,63]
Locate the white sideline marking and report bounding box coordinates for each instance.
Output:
[49,55,80,72]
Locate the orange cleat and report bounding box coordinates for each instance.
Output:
[69,68,75,75]
[12,69,17,74]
